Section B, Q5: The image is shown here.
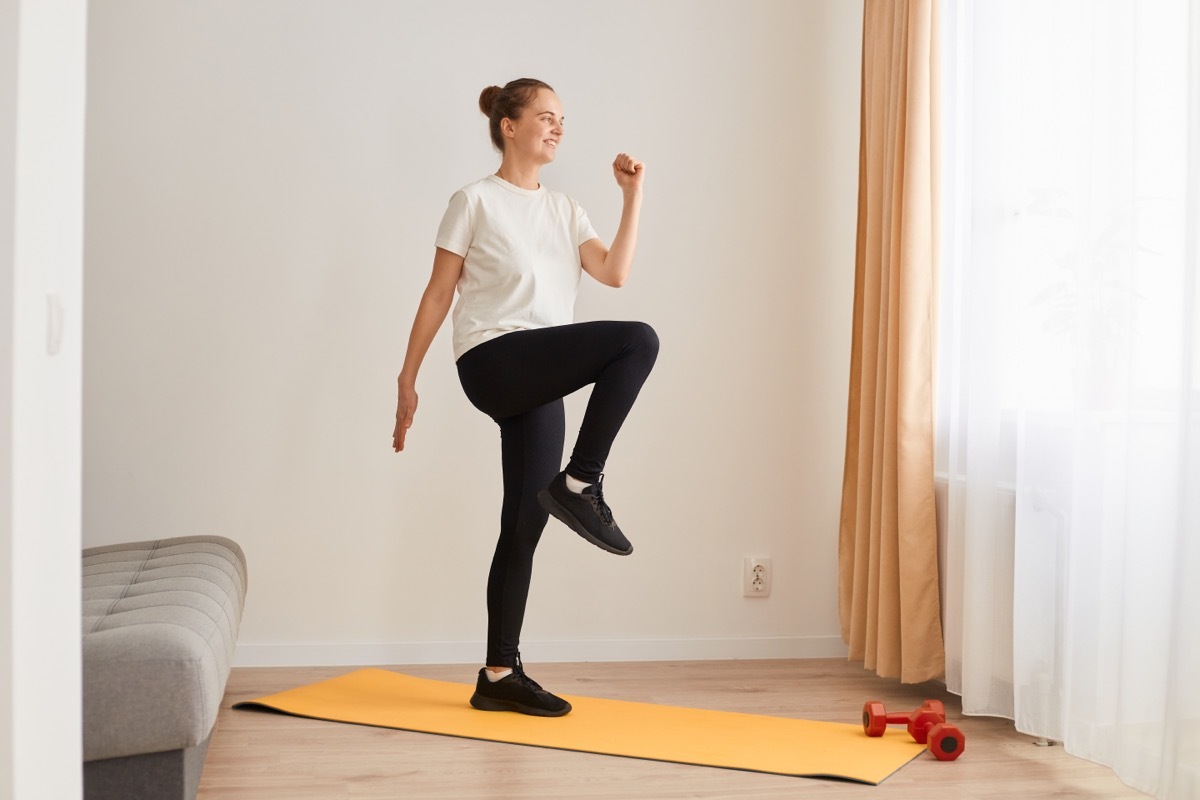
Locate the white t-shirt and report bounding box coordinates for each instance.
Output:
[435,174,599,360]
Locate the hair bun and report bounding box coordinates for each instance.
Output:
[478,85,502,117]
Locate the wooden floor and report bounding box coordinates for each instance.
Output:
[199,659,1147,799]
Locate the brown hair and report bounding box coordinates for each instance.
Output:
[478,78,555,153]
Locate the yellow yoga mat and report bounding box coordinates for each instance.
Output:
[234,668,925,785]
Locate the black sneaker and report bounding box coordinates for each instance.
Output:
[469,659,572,717]
[538,472,633,556]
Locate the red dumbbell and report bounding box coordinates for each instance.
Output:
[926,721,966,761]
[862,699,944,740]
[861,699,965,761]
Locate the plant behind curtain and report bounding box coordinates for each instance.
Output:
[938,1,1199,797]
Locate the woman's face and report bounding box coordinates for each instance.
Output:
[505,88,564,164]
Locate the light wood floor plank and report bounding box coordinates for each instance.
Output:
[198,659,1147,799]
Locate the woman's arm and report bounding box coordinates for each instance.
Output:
[393,247,465,451]
[580,153,645,288]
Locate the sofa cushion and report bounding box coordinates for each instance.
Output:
[82,536,247,762]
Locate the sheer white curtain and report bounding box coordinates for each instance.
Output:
[937,1,1199,797]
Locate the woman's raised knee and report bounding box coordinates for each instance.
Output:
[627,321,659,360]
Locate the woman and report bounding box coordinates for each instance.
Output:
[393,78,658,717]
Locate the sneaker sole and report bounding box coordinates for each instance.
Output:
[469,692,572,717]
[537,489,633,556]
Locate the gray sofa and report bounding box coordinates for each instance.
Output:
[82,536,248,800]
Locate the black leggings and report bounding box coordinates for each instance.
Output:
[456,321,659,667]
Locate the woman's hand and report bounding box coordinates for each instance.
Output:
[393,379,418,452]
[612,153,645,194]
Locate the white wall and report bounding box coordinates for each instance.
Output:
[84,0,863,666]
[1,6,15,784]
[2,1,87,798]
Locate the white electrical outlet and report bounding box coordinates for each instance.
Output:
[743,557,772,597]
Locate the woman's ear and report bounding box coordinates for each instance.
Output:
[500,117,516,140]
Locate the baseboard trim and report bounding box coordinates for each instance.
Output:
[233,636,849,667]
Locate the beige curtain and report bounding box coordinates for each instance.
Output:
[838,0,944,684]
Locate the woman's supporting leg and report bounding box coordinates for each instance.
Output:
[485,399,564,668]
